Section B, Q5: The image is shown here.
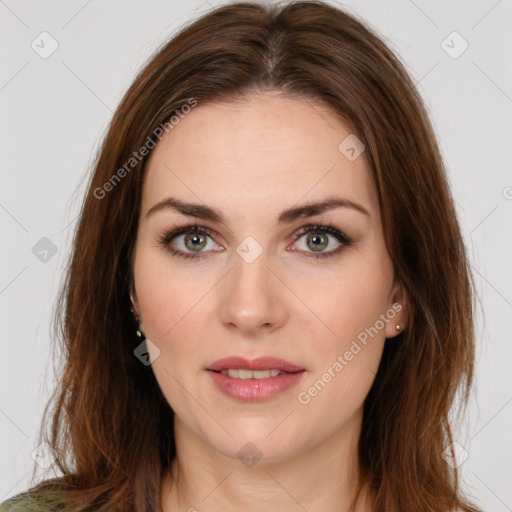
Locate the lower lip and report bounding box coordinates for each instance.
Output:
[206,370,306,402]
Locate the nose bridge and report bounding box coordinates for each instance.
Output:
[233,242,270,287]
[220,235,284,331]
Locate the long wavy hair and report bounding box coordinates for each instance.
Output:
[9,1,479,511]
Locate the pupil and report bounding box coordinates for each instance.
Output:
[186,234,205,251]
[309,233,327,251]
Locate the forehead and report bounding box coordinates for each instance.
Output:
[141,93,378,221]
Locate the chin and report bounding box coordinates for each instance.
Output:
[186,414,302,463]
[216,435,304,467]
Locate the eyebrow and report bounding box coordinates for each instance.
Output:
[145,196,370,223]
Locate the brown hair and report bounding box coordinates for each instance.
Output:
[11,1,479,511]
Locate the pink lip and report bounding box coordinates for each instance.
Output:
[206,356,305,373]
[206,356,306,402]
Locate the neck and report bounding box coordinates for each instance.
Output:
[160,410,372,512]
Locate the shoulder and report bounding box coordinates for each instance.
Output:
[0,494,37,511]
[0,495,32,511]
[0,492,59,512]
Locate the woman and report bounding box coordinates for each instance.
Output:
[0,1,481,511]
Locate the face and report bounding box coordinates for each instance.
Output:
[131,92,406,464]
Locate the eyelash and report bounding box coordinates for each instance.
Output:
[156,222,352,261]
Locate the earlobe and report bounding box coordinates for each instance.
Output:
[129,287,145,340]
[129,285,140,318]
[385,279,407,339]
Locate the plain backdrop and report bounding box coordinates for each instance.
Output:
[1,0,511,510]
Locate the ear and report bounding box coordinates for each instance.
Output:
[129,283,140,317]
[384,277,408,339]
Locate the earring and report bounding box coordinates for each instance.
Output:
[396,325,401,331]
[129,293,144,340]
[135,317,144,340]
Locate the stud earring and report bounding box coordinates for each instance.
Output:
[135,317,144,340]
[396,325,401,331]
[129,293,144,340]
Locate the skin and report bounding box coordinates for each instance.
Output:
[131,92,407,512]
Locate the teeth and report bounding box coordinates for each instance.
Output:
[220,369,282,379]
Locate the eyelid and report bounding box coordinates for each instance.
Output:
[156,222,352,260]
[293,223,351,245]
[158,224,216,245]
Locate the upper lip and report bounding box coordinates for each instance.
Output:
[206,356,305,373]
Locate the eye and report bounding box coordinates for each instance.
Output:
[290,224,352,259]
[156,224,219,260]
[156,222,352,260]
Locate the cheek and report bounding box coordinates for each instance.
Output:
[295,255,393,400]
[310,259,393,346]
[134,243,204,333]
[292,282,388,428]
[133,250,213,420]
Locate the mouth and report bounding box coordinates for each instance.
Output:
[216,368,288,379]
[206,356,306,402]
[206,355,305,373]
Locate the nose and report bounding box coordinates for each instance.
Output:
[219,245,288,336]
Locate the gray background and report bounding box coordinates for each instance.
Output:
[1,0,511,510]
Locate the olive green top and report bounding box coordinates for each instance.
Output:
[0,493,61,512]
